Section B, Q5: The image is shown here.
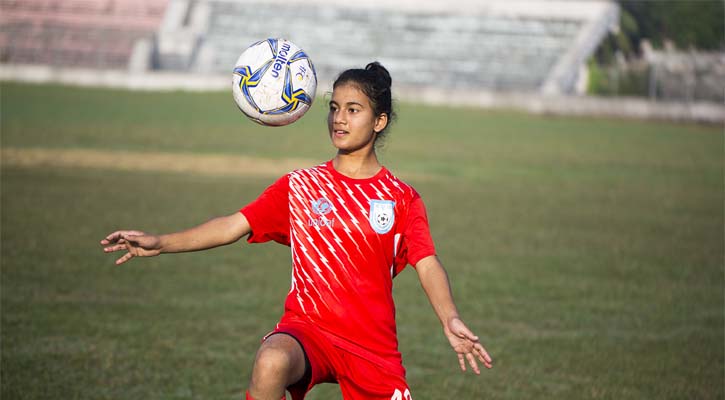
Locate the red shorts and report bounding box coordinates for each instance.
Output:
[266,318,413,400]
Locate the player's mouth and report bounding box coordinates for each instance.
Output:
[333,129,348,137]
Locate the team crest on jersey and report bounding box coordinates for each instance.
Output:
[369,200,395,234]
[311,197,333,215]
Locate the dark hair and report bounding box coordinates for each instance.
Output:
[333,61,395,142]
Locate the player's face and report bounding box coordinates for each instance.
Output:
[328,83,388,154]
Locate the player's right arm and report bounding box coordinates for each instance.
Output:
[100,212,251,265]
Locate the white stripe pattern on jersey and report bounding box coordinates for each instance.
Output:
[296,171,358,282]
[290,172,347,294]
[339,180,376,256]
[316,172,367,259]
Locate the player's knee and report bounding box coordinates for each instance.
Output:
[252,345,297,383]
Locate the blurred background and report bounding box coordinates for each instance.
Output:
[1,1,723,399]
[1,0,723,121]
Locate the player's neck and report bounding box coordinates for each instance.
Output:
[332,152,381,179]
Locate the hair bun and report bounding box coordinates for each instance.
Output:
[333,61,396,140]
[365,61,392,88]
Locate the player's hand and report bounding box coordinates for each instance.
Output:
[444,316,493,374]
[100,230,162,265]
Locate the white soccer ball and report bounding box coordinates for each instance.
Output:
[232,38,317,126]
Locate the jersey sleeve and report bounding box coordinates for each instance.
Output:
[239,175,290,245]
[395,194,436,274]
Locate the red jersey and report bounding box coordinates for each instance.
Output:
[241,160,435,369]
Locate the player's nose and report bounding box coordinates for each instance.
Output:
[333,110,346,125]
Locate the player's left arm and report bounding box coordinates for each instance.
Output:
[415,255,493,374]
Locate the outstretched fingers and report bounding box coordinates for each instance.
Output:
[101,232,135,254]
[449,318,493,373]
[115,251,135,265]
[457,348,484,375]
[475,343,493,369]
[100,231,125,246]
[100,230,151,266]
[466,352,481,375]
[457,353,467,372]
[103,243,128,253]
[100,230,145,246]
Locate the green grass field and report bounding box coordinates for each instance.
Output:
[1,82,723,399]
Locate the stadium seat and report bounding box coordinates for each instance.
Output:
[0,0,169,69]
[160,0,617,94]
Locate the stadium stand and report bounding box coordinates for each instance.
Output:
[150,0,619,95]
[0,0,168,69]
[2,0,721,122]
[0,0,619,94]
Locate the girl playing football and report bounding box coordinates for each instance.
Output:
[101,62,492,400]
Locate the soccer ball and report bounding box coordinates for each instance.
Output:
[232,38,317,126]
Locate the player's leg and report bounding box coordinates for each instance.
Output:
[247,333,308,400]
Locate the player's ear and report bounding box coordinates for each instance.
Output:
[374,113,388,133]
